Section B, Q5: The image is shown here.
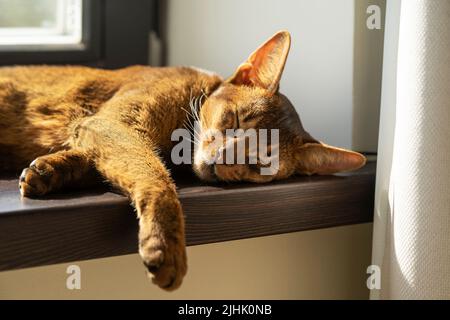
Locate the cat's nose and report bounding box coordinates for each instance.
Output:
[195,161,217,182]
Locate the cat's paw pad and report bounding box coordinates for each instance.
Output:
[19,159,56,197]
[139,233,187,291]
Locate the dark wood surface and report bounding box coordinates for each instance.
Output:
[0,161,376,271]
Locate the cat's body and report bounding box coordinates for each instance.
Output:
[0,31,365,291]
[0,65,221,170]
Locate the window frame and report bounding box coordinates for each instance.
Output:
[0,0,154,68]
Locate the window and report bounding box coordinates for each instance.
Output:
[0,0,154,68]
[0,0,83,49]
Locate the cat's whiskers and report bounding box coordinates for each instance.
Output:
[187,90,205,141]
[181,109,200,136]
[183,93,204,144]
[184,137,200,146]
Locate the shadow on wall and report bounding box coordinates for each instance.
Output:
[353,0,386,153]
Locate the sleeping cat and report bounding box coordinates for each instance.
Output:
[0,31,365,290]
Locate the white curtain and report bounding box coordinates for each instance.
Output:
[371,0,450,299]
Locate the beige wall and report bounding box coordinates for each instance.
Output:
[0,224,372,299]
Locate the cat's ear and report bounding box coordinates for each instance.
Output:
[226,30,291,95]
[295,142,366,175]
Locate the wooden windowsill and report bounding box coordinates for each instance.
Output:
[0,160,376,271]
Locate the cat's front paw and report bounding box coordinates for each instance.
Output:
[138,197,187,291]
[139,232,187,291]
[19,158,56,197]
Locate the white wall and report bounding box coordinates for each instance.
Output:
[166,0,355,149]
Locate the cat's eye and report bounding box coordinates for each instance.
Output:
[241,112,259,124]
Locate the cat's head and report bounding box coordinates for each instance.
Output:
[194,31,366,182]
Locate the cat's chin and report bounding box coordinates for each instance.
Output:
[193,162,218,182]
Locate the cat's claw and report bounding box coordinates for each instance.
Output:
[19,159,54,197]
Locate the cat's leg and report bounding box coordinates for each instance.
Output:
[70,117,187,290]
[19,149,96,197]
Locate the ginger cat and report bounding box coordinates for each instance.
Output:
[0,31,365,290]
